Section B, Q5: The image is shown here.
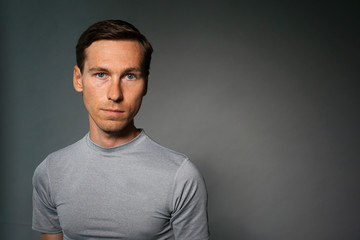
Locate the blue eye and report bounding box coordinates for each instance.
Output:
[96,73,106,78]
[126,74,135,80]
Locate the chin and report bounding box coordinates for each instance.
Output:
[100,122,133,135]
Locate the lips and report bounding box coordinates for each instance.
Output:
[101,108,125,114]
[103,109,124,112]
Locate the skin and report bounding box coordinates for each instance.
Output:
[41,40,147,239]
[73,40,147,147]
[40,233,63,240]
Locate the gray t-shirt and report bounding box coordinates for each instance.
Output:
[32,130,209,239]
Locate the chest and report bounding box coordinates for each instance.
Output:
[53,162,174,239]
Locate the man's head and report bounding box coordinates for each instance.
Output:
[76,19,153,76]
[73,20,153,144]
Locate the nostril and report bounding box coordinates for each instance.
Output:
[107,84,123,102]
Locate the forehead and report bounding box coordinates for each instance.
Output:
[83,40,144,68]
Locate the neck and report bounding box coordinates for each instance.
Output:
[89,122,140,148]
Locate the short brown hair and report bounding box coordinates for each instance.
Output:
[76,20,153,75]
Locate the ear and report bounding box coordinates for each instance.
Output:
[73,65,83,92]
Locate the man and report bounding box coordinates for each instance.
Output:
[32,20,209,240]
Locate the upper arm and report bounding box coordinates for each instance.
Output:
[41,232,63,240]
[33,159,62,233]
[171,159,209,239]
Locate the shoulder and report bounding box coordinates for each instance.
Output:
[39,135,89,173]
[141,132,205,183]
[176,158,204,181]
[46,135,87,161]
[141,132,189,168]
[33,135,87,180]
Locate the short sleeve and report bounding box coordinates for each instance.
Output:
[170,159,210,239]
[32,158,62,233]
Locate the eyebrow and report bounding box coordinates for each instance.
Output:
[88,67,109,73]
[88,67,142,74]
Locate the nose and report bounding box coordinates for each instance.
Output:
[107,80,123,102]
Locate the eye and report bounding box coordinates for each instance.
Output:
[96,73,106,78]
[126,74,136,80]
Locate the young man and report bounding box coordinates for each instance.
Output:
[32,20,209,239]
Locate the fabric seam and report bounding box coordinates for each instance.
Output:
[169,158,190,222]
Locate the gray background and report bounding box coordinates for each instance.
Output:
[1,1,359,239]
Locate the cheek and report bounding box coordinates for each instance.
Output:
[82,90,100,112]
[129,96,143,109]
[127,93,144,113]
[125,85,145,103]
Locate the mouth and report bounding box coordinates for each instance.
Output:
[101,109,125,114]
